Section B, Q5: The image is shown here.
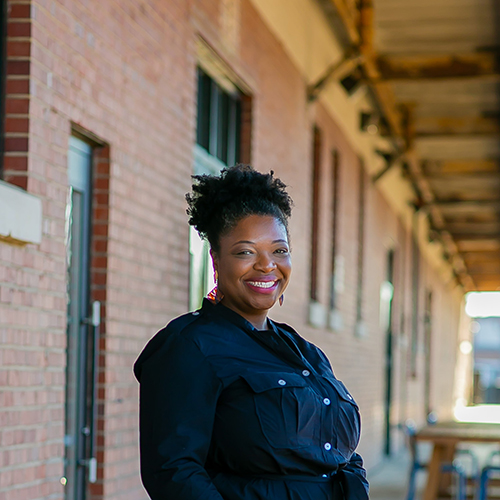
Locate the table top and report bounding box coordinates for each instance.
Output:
[415,421,500,443]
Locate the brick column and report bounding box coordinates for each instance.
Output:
[3,0,31,189]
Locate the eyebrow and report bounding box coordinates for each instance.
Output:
[231,239,288,247]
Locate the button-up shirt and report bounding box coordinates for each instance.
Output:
[134,299,369,500]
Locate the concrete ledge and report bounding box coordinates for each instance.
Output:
[308,300,327,328]
[0,180,42,245]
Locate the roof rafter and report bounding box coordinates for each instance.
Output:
[377,52,499,81]
[414,116,500,137]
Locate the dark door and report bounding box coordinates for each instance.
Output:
[64,137,98,499]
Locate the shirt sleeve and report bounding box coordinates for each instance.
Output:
[341,452,370,500]
[138,332,225,500]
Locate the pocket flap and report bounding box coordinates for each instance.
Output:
[242,371,307,393]
[335,380,359,407]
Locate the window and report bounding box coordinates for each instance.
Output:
[410,215,420,377]
[329,150,340,310]
[189,67,243,310]
[356,162,366,321]
[310,126,322,302]
[355,161,366,335]
[196,67,241,167]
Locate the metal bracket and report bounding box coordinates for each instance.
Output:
[307,53,365,102]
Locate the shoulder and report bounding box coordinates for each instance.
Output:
[134,307,217,381]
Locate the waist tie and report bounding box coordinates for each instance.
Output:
[209,470,345,499]
[240,472,341,482]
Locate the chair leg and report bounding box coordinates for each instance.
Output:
[478,466,500,500]
[478,469,489,500]
[441,463,467,500]
[406,465,418,500]
[458,469,466,500]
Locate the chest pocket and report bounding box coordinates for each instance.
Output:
[329,378,361,457]
[241,371,320,449]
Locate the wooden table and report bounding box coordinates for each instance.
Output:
[416,421,500,500]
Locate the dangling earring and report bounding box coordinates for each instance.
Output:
[279,294,284,306]
[207,270,224,304]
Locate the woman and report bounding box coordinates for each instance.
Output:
[134,165,369,500]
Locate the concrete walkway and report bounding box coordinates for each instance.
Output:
[367,453,417,500]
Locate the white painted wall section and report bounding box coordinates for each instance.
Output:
[0,180,43,245]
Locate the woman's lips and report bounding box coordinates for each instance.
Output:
[245,280,279,294]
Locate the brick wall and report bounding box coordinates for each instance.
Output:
[0,0,466,498]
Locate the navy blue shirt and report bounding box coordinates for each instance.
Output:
[134,299,369,500]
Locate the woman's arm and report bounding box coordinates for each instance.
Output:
[138,332,225,500]
[341,452,370,500]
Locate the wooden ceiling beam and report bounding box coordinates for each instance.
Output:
[323,0,478,289]
[457,239,500,252]
[475,276,500,292]
[322,0,405,138]
[326,0,361,47]
[426,173,500,182]
[462,250,500,260]
[468,266,500,274]
[430,200,500,213]
[452,233,500,242]
[359,0,404,138]
[446,223,500,235]
[414,117,500,137]
[377,52,499,81]
[422,159,500,175]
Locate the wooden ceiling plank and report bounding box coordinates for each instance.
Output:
[431,200,500,213]
[415,116,500,136]
[324,0,488,289]
[457,240,500,252]
[422,159,500,175]
[447,222,500,234]
[377,52,499,81]
[452,233,500,242]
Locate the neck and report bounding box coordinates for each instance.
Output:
[220,299,269,331]
[251,317,269,331]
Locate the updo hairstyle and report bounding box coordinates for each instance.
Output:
[186,164,293,253]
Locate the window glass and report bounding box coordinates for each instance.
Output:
[190,68,243,310]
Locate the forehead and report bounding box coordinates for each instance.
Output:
[221,215,288,243]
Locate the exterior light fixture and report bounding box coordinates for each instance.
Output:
[360,112,379,135]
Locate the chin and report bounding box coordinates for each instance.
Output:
[249,296,278,310]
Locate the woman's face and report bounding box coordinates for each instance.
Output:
[212,214,291,330]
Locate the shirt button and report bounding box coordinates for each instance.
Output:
[323,398,331,406]
[302,370,310,377]
[192,311,199,316]
[322,474,328,478]
[324,442,332,451]
[278,379,287,386]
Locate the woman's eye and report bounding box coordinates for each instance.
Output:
[237,250,253,255]
[275,248,289,255]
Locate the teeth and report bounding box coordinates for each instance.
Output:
[248,281,276,289]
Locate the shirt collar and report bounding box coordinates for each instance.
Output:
[202,298,277,334]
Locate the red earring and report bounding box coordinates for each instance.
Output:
[207,271,224,304]
[279,294,284,306]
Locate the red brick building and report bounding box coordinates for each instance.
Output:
[0,0,472,499]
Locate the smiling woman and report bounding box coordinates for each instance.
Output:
[214,215,291,330]
[134,164,369,500]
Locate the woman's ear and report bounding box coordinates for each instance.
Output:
[210,249,219,274]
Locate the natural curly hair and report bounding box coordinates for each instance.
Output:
[186,164,293,252]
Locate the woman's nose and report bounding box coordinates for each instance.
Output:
[254,252,276,272]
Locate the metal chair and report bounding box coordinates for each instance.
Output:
[478,450,500,500]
